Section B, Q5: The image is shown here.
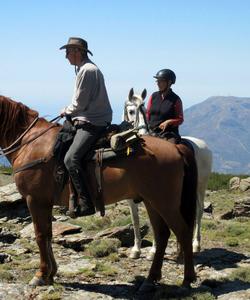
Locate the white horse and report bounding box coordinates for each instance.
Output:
[124,88,213,260]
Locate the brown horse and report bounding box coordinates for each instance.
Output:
[0,95,197,291]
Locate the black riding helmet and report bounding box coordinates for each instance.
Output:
[154,69,176,84]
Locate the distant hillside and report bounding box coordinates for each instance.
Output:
[180,96,250,174]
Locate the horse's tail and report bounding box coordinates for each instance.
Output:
[176,143,198,231]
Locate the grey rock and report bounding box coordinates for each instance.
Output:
[229,177,240,190]
[0,183,22,204]
[0,227,19,243]
[95,224,149,247]
[0,253,12,263]
[0,283,31,300]
[20,221,82,239]
[239,177,250,192]
[233,197,250,217]
[204,201,213,213]
[58,258,96,276]
[55,232,93,251]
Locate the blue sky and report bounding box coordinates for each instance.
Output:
[0,0,249,122]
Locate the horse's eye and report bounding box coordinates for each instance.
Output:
[129,110,135,115]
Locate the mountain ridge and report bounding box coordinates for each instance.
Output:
[180,96,250,174]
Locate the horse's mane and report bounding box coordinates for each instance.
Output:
[0,95,39,142]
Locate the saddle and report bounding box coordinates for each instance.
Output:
[53,120,142,216]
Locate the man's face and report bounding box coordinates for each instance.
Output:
[156,79,170,92]
[65,47,82,65]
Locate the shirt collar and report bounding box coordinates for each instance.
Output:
[77,58,92,73]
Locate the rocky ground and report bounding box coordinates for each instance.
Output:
[0,173,249,300]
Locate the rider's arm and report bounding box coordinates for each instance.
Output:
[146,95,153,121]
[167,98,184,127]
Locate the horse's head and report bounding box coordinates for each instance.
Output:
[123,88,148,134]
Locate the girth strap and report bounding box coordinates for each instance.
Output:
[95,148,105,217]
[13,157,49,174]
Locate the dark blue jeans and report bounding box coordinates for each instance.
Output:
[64,123,106,198]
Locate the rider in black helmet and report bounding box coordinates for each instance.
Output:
[146,69,183,143]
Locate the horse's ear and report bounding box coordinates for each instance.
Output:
[141,89,147,100]
[128,88,134,101]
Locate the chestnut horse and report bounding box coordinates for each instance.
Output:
[0,95,197,291]
[123,88,212,260]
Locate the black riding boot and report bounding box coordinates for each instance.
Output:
[68,168,95,217]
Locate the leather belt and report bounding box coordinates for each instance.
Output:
[73,120,88,126]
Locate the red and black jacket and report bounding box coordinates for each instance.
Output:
[146,89,183,135]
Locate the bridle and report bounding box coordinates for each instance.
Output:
[125,100,149,133]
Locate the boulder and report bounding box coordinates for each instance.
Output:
[0,183,23,205]
[0,227,19,243]
[228,176,250,192]
[0,253,12,264]
[204,201,213,213]
[95,224,149,247]
[20,221,82,239]
[239,177,250,192]
[55,232,93,251]
[233,197,250,217]
[228,177,240,190]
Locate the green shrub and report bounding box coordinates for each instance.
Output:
[225,238,239,247]
[0,165,12,174]
[87,238,121,257]
[230,266,250,283]
[207,172,248,191]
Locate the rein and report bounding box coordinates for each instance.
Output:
[1,116,39,153]
[0,115,62,173]
[0,115,62,157]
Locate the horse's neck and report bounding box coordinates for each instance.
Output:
[135,101,148,135]
[4,117,54,163]
[137,111,148,135]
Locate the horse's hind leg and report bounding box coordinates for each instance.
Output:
[139,201,170,292]
[26,195,54,286]
[167,211,196,286]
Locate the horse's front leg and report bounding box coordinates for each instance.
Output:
[26,195,54,286]
[128,199,141,259]
[138,202,170,294]
[147,237,156,261]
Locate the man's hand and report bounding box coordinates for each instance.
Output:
[159,120,172,131]
[60,108,67,118]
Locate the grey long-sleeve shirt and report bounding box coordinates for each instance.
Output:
[62,59,112,126]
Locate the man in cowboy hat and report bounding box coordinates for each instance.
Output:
[60,37,112,216]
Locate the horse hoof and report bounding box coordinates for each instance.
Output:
[138,279,156,294]
[146,252,155,261]
[129,251,141,259]
[182,274,196,288]
[181,280,191,288]
[29,276,49,286]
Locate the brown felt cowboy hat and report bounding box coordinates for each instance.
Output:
[59,37,93,56]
